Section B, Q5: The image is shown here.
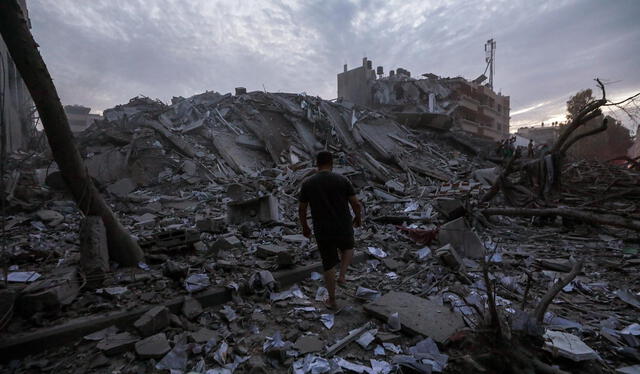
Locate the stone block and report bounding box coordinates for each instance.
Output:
[18,267,80,314]
[438,217,485,258]
[257,244,291,259]
[227,194,280,225]
[135,332,171,359]
[182,296,203,320]
[134,306,169,337]
[97,332,139,356]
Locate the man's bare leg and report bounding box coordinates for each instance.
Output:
[338,249,354,284]
[324,267,337,309]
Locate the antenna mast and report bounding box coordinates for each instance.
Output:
[485,39,496,90]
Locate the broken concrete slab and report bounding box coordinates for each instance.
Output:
[190,328,218,343]
[35,210,64,225]
[294,335,324,354]
[436,244,463,270]
[97,332,139,356]
[210,236,242,252]
[257,244,291,259]
[227,194,279,225]
[438,217,485,258]
[133,306,169,337]
[195,215,226,233]
[543,330,599,361]
[364,291,464,343]
[106,178,137,197]
[18,267,80,314]
[182,296,203,320]
[135,332,171,359]
[434,198,466,220]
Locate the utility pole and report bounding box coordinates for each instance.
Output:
[485,39,496,90]
[0,0,144,266]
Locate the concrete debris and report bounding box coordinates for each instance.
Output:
[437,217,485,258]
[182,296,203,320]
[133,305,169,337]
[18,267,80,314]
[3,79,639,374]
[96,332,139,356]
[364,291,464,343]
[294,335,325,354]
[543,330,599,361]
[134,332,171,359]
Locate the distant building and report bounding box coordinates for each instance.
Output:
[0,0,35,152]
[337,57,510,141]
[516,124,561,147]
[64,105,102,133]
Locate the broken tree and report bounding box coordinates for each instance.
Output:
[0,0,143,265]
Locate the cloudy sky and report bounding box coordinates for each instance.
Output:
[29,0,640,132]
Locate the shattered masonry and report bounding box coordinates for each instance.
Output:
[1,75,640,372]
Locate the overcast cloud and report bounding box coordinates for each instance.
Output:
[29,0,640,131]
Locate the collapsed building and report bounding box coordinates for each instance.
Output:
[1,79,640,374]
[0,0,35,152]
[338,57,511,141]
[64,105,103,133]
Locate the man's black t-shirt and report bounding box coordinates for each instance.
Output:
[299,171,356,239]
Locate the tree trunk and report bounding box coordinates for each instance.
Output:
[482,207,640,232]
[0,0,143,266]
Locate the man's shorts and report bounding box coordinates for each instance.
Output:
[316,235,355,271]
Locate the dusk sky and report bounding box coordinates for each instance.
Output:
[29,0,640,132]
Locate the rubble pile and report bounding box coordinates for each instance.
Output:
[0,89,639,373]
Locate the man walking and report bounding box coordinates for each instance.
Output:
[298,151,362,310]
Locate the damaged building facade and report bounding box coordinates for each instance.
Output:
[64,105,103,133]
[338,57,510,141]
[0,0,34,152]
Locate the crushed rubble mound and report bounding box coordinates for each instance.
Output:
[1,89,639,374]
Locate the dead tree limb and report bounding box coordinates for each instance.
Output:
[0,1,143,265]
[533,259,584,323]
[482,207,640,232]
[481,156,516,203]
[559,117,608,154]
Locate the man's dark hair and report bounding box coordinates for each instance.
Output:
[316,151,333,166]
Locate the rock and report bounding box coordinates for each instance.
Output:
[35,209,64,225]
[382,258,402,271]
[282,234,309,244]
[169,313,183,328]
[135,333,171,359]
[182,160,198,176]
[97,332,139,356]
[163,260,189,280]
[277,252,295,268]
[134,306,169,337]
[106,178,137,197]
[438,217,485,258]
[18,267,80,314]
[182,296,203,320]
[294,335,325,354]
[193,241,207,252]
[435,198,466,220]
[210,236,242,253]
[257,244,291,259]
[190,328,218,343]
[196,215,226,233]
[246,356,268,374]
[436,244,463,270]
